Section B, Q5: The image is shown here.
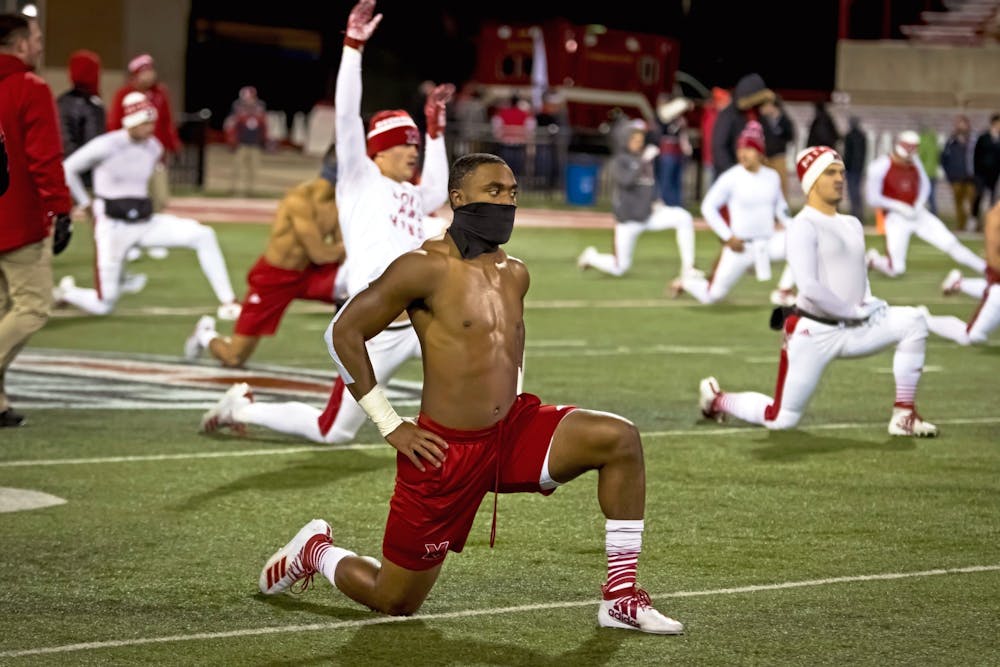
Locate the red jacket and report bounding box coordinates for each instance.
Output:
[107,82,180,155]
[0,54,72,252]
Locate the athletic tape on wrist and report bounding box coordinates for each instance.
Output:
[357,385,404,437]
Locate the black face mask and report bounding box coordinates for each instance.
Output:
[447,203,516,259]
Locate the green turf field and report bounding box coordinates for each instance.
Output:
[1,220,997,666]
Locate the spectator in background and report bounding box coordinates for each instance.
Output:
[453,81,488,156]
[654,95,693,207]
[701,86,730,183]
[842,116,868,221]
[534,88,569,195]
[224,85,268,197]
[57,49,105,189]
[918,123,941,216]
[940,114,976,231]
[711,73,775,180]
[491,94,535,179]
[0,13,74,427]
[759,97,795,201]
[973,113,1000,228]
[805,101,840,152]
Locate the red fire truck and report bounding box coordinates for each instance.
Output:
[472,19,682,139]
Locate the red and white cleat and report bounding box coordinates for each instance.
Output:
[699,376,724,423]
[598,585,684,635]
[258,519,332,595]
[888,407,938,437]
[200,382,254,435]
[940,269,962,296]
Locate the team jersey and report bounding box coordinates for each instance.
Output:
[333,46,449,298]
[701,163,790,241]
[865,154,929,212]
[786,205,872,321]
[63,128,162,207]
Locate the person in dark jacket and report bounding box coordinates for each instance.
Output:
[759,97,795,200]
[842,116,868,220]
[806,101,840,151]
[972,113,1000,227]
[57,49,105,188]
[0,14,73,427]
[710,73,775,180]
[940,115,976,231]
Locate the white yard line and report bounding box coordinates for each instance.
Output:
[1,564,997,658]
[2,416,999,469]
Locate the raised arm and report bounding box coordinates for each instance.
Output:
[334,0,383,184]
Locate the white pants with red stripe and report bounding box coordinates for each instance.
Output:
[60,204,236,315]
[586,205,695,277]
[681,234,794,304]
[715,306,928,429]
[925,282,1000,345]
[869,208,986,277]
[234,324,421,443]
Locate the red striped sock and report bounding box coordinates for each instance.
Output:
[302,534,331,571]
[605,519,643,595]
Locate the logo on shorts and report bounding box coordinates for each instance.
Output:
[422,541,450,560]
[248,293,262,304]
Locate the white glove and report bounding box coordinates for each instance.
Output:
[891,202,916,220]
[854,298,888,322]
[641,144,660,163]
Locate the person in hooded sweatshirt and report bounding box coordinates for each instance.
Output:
[57,49,105,189]
[710,73,775,180]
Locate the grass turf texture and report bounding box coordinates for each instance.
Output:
[2,220,998,665]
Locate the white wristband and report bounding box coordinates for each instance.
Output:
[357,385,404,437]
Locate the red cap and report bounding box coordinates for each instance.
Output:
[366,110,420,158]
[69,50,101,96]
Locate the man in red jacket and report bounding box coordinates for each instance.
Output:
[0,14,73,427]
[108,52,179,261]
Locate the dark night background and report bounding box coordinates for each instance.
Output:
[185,0,945,125]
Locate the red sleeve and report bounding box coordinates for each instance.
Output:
[107,87,126,130]
[157,84,181,154]
[23,78,71,215]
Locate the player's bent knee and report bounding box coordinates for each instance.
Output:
[765,410,801,430]
[968,330,988,345]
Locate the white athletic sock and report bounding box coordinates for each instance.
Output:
[237,401,324,442]
[717,391,771,425]
[959,277,987,299]
[312,542,357,586]
[892,348,925,406]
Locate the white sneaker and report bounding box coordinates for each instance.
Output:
[598,585,684,635]
[125,247,142,262]
[769,288,797,307]
[888,407,938,437]
[258,519,332,595]
[120,272,148,295]
[184,315,216,361]
[217,302,242,321]
[577,246,596,271]
[940,269,962,296]
[146,247,169,260]
[865,248,881,269]
[699,376,724,422]
[52,275,76,303]
[200,381,253,434]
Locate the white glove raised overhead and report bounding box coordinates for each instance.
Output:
[641,144,660,163]
[344,0,383,49]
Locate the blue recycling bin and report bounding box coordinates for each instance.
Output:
[565,158,600,206]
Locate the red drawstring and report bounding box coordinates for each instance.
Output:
[490,420,503,548]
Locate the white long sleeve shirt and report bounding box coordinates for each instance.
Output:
[334,46,449,298]
[700,164,790,242]
[786,205,873,321]
[62,129,161,207]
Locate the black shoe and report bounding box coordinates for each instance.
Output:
[0,409,25,427]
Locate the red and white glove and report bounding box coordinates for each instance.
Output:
[424,83,455,140]
[344,0,383,50]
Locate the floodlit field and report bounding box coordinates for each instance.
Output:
[2,219,997,666]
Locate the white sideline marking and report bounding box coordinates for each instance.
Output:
[2,416,999,469]
[2,564,997,658]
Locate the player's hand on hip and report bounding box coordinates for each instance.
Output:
[725,236,745,252]
[386,421,449,472]
[346,0,382,44]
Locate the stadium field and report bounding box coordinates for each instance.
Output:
[2,219,997,665]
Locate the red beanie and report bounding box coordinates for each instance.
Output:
[737,120,765,154]
[69,50,101,96]
[128,53,154,76]
[366,110,420,158]
[796,145,843,195]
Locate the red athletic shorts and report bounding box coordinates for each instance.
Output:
[233,256,338,336]
[382,393,576,571]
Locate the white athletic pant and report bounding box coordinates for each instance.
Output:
[60,202,236,315]
[926,282,999,345]
[869,208,986,277]
[587,205,695,277]
[235,324,421,444]
[681,234,794,303]
[715,306,928,429]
